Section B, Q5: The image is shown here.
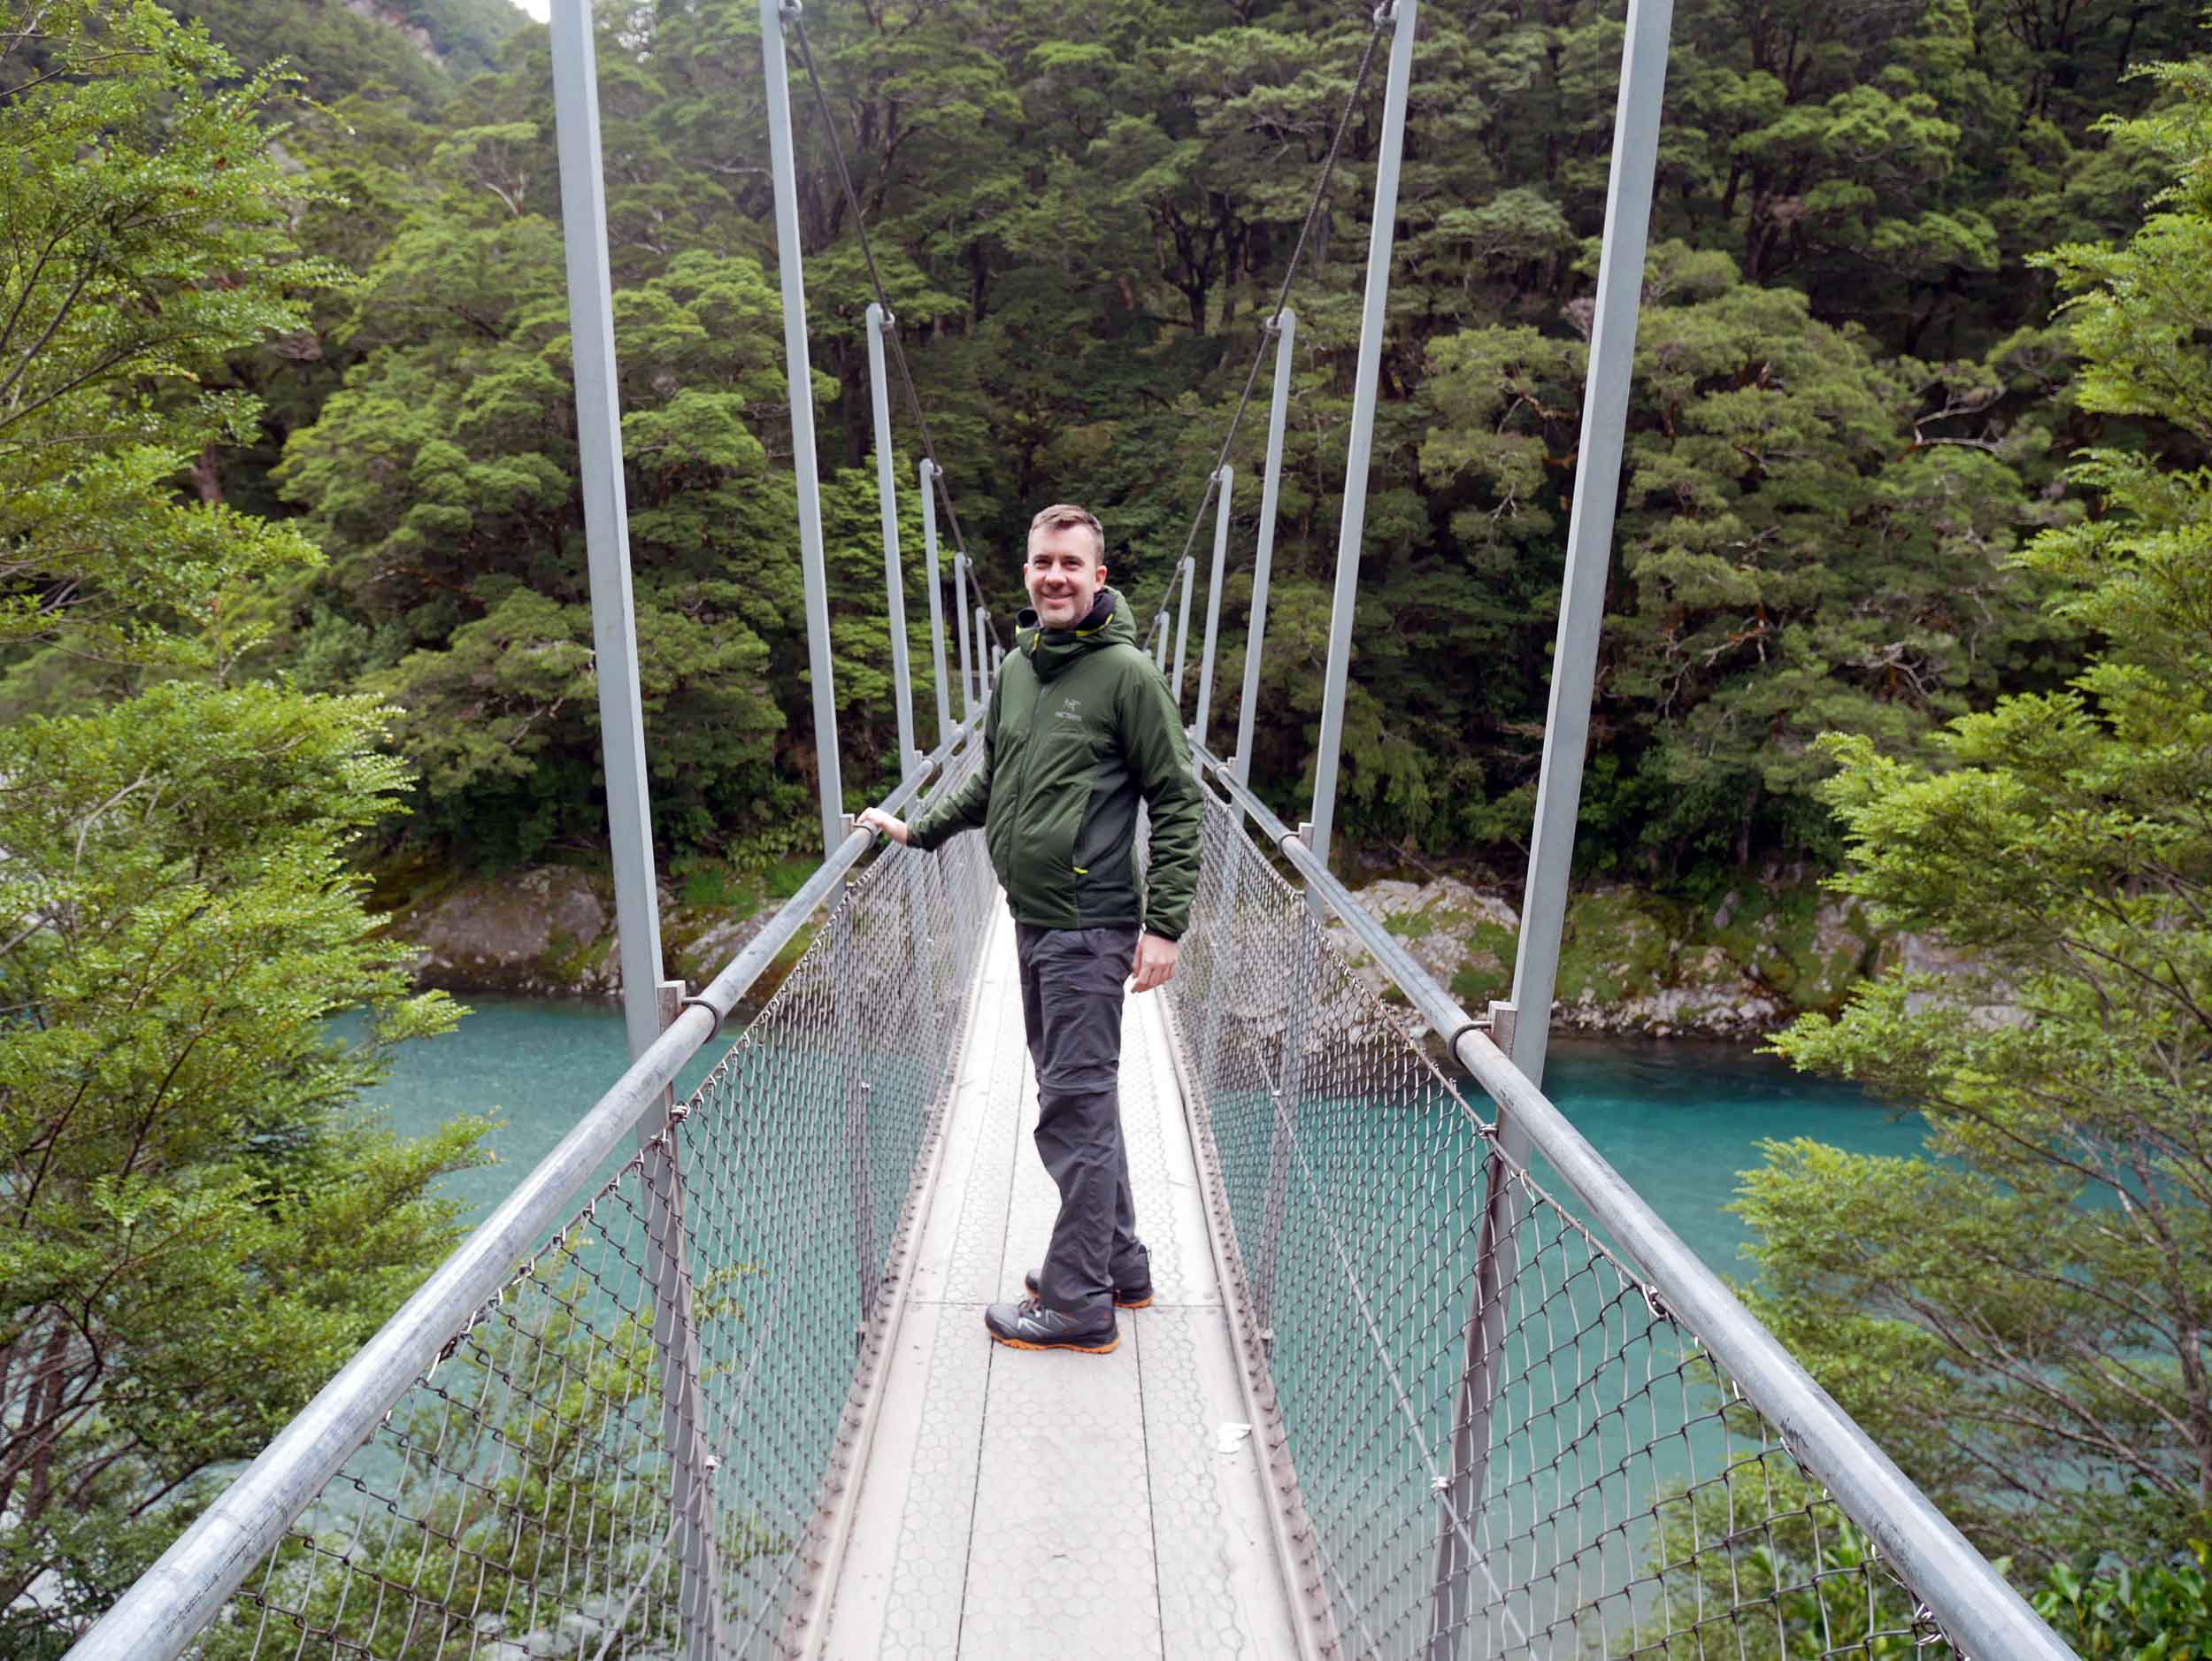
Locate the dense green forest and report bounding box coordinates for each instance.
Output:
[4,0,2210,1649]
[10,0,2200,880]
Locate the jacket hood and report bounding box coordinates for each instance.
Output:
[1016,586,1136,681]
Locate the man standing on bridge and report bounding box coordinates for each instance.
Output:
[858,504,1204,1356]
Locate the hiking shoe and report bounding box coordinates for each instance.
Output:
[984,1297,1118,1354]
[1025,1269,1154,1310]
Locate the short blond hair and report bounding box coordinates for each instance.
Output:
[1027,503,1105,566]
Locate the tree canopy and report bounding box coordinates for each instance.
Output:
[1748,55,2212,1565]
[0,7,483,1641]
[50,0,2190,884]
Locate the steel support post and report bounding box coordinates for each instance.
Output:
[761,0,843,857]
[1153,614,1169,672]
[954,554,976,723]
[1306,0,1416,879]
[1254,906,1322,1333]
[1171,554,1196,704]
[1431,0,1673,1649]
[980,612,995,686]
[903,841,939,1084]
[1505,0,1669,1096]
[1233,311,1295,794]
[549,0,664,1067]
[550,20,718,1649]
[1193,465,1234,749]
[833,901,881,1326]
[1194,827,1245,1111]
[867,304,918,778]
[920,461,952,748]
[641,980,724,1661]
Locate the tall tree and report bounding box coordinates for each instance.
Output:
[1743,54,2212,1565]
[0,6,481,1642]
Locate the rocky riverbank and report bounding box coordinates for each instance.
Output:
[372,864,781,998]
[374,861,1893,1042]
[1320,874,1880,1042]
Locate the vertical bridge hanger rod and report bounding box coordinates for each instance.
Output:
[955,552,977,724]
[920,460,952,749]
[1431,0,1676,1650]
[1193,464,1233,750]
[551,9,723,1661]
[550,0,664,1066]
[1171,551,1196,702]
[1233,311,1296,794]
[1304,0,1417,881]
[867,303,918,780]
[761,0,844,860]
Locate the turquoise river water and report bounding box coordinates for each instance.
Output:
[361,996,1929,1280]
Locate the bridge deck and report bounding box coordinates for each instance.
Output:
[819,905,1304,1659]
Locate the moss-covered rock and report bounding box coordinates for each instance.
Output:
[1336,871,1892,1042]
[385,865,621,996]
[378,863,773,1000]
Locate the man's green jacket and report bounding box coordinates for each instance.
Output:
[908,588,1204,941]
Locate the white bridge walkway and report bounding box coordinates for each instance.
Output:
[821,904,1303,1659]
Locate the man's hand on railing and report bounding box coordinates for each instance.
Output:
[1129,932,1178,994]
[857,808,910,845]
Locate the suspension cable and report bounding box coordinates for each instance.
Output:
[1148,4,1392,642]
[784,4,1008,650]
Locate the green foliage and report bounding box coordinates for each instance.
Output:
[1748,57,2212,1565]
[0,681,487,1638]
[198,1263,780,1661]
[1647,1463,1955,1657]
[11,0,2197,863]
[263,231,859,861]
[0,0,349,677]
[140,0,2202,880]
[165,0,524,109]
[2037,1544,2212,1659]
[1424,245,2071,873]
[0,5,487,1640]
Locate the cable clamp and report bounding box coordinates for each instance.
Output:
[1372,0,1399,26]
[778,0,802,18]
[680,994,724,1043]
[1640,1283,1675,1323]
[1909,1602,1953,1651]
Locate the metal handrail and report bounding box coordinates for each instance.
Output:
[1187,744,2078,1661]
[67,715,989,1661]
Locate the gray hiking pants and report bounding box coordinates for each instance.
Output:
[1015,922,1149,1317]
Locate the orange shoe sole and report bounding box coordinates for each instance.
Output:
[987,1330,1120,1355]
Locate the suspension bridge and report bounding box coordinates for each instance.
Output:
[69,0,2083,1657]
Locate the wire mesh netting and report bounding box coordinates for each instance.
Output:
[1163,787,1963,1661]
[196,750,995,1661]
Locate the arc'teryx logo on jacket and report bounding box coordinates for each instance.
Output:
[906,588,1204,940]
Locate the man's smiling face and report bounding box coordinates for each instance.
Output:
[1025,519,1106,630]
